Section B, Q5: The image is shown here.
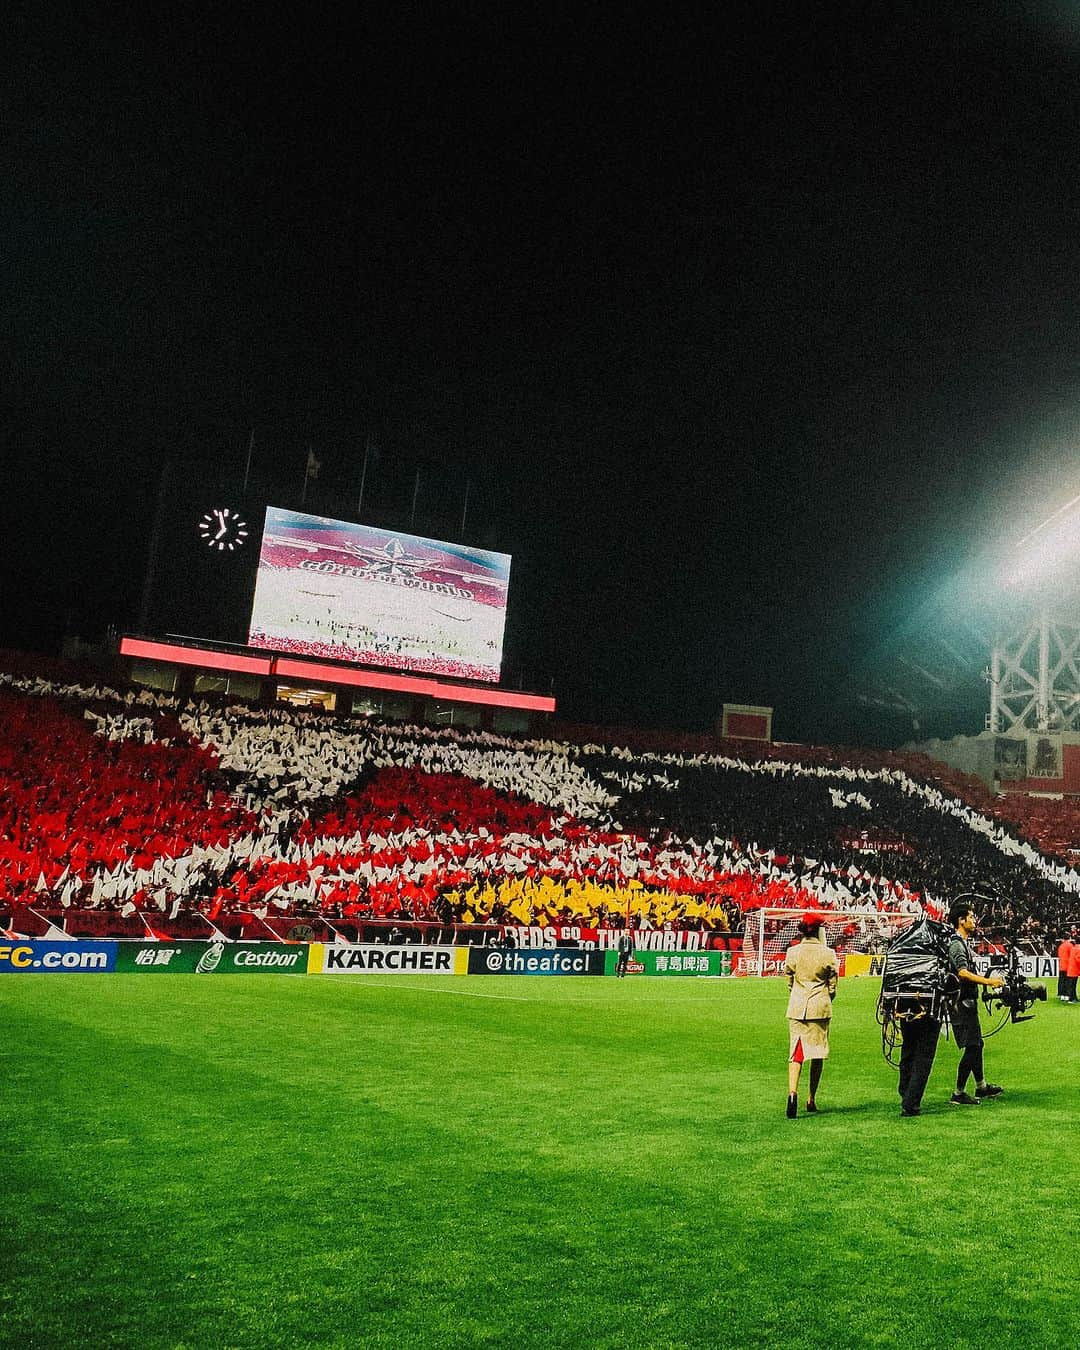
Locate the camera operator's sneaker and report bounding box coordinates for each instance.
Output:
[975,1083,1003,1098]
[949,1091,980,1106]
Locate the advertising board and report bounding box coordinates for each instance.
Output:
[0,940,116,973]
[603,950,732,976]
[468,948,606,976]
[841,953,885,977]
[311,943,467,974]
[115,942,309,974]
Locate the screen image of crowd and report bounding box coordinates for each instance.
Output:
[244,629,500,684]
[247,509,509,683]
[1,649,1078,952]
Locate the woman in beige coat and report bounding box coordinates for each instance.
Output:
[783,913,839,1118]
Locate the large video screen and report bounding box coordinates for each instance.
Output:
[248,507,512,683]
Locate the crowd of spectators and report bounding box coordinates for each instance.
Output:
[1,658,1078,949]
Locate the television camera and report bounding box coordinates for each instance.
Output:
[981,944,1047,1025]
[877,900,1048,1066]
[877,917,952,1066]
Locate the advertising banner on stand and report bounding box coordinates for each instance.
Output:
[0,940,116,973]
[504,925,706,952]
[1018,954,1057,980]
[830,953,1057,980]
[603,950,732,977]
[312,943,467,974]
[469,947,606,976]
[115,941,310,974]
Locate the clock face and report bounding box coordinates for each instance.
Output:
[198,507,250,551]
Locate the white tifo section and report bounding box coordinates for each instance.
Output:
[740,908,916,977]
[183,713,620,814]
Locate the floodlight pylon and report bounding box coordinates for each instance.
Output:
[988,608,1080,733]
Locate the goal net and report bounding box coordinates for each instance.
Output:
[738,907,918,977]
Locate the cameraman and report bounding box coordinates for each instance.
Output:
[947,901,1005,1106]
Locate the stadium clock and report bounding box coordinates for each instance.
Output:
[198,507,249,551]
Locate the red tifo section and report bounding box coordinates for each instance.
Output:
[0,690,256,887]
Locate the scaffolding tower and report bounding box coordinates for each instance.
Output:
[988,610,1080,734]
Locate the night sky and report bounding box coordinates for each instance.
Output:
[8,3,1080,743]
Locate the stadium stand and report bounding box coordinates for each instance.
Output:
[1,657,1078,947]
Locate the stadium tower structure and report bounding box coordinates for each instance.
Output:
[987,494,1080,737]
[988,610,1080,735]
[846,499,1080,744]
[740,907,916,977]
[974,498,1080,791]
[872,496,1080,796]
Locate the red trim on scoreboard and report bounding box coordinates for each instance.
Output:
[272,657,556,711]
[120,637,273,675]
[120,636,556,712]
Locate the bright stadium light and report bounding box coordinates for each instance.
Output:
[1002,491,1080,591]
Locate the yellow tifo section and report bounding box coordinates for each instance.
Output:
[445,877,729,927]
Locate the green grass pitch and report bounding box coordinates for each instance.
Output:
[1,973,1077,1348]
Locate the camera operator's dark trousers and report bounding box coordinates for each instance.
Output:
[898,1016,940,1112]
[951,1002,985,1092]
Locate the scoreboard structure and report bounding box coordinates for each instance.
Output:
[119,634,554,724]
[124,504,552,730]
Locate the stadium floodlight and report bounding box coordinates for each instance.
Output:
[1002,491,1080,591]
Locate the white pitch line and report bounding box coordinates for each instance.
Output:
[308,975,532,1001]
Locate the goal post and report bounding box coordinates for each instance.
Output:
[738,907,918,977]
